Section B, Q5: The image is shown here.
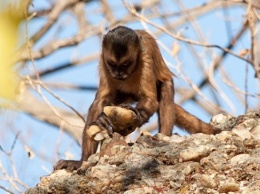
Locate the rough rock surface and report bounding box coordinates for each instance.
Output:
[26,111,260,194]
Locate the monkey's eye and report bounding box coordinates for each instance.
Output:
[122,60,131,67]
[107,61,116,67]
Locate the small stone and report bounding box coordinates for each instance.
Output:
[123,187,154,194]
[91,164,116,179]
[232,127,251,140]
[243,139,260,148]
[210,113,233,125]
[230,154,251,166]
[170,181,181,188]
[170,134,187,143]
[251,125,260,140]
[192,174,218,188]
[154,133,170,142]
[249,190,260,194]
[215,131,233,142]
[241,118,258,130]
[179,145,214,162]
[219,182,239,193]
[182,162,200,175]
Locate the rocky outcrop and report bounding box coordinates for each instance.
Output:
[26,111,260,194]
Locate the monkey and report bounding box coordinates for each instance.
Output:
[54,26,221,171]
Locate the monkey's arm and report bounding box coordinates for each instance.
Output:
[81,98,111,162]
[158,79,220,135]
[54,90,114,171]
[157,80,176,136]
[134,97,159,127]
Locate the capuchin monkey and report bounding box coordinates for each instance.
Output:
[54,26,221,171]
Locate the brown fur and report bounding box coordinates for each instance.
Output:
[54,26,220,171]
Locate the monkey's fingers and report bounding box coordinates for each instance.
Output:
[96,112,114,134]
[86,112,114,141]
[86,106,139,141]
[103,106,139,135]
[104,106,137,125]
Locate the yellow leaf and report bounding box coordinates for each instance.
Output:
[0,1,25,100]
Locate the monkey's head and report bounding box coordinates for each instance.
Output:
[102,26,141,80]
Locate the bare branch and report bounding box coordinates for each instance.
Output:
[16,91,84,144]
[0,185,14,194]
[18,25,103,61]
[122,0,253,65]
[29,53,99,78]
[179,20,249,104]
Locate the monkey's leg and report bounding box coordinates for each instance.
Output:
[157,80,175,136]
[81,123,100,160]
[80,103,114,162]
[54,123,102,171]
[54,96,113,171]
[54,122,100,171]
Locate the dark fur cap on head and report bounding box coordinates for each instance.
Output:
[102,26,140,59]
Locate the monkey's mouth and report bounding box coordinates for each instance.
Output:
[114,76,127,80]
[113,74,128,80]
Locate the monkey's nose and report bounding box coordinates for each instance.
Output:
[116,72,124,77]
[115,72,127,80]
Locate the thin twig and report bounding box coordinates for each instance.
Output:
[179,20,248,104]
[221,76,260,98]
[30,53,99,78]
[30,79,85,122]
[245,61,249,113]
[25,80,98,91]
[26,79,84,128]
[122,0,253,65]
[0,185,14,194]
[0,162,22,193]
[10,132,20,153]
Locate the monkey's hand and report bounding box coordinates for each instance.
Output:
[104,106,138,135]
[54,159,82,171]
[119,104,148,128]
[86,106,138,140]
[86,111,114,141]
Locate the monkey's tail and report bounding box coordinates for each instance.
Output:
[174,103,220,135]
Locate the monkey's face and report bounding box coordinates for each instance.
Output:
[104,54,138,80]
[102,26,141,80]
[102,41,140,80]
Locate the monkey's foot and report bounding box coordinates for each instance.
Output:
[54,160,82,172]
[212,126,222,134]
